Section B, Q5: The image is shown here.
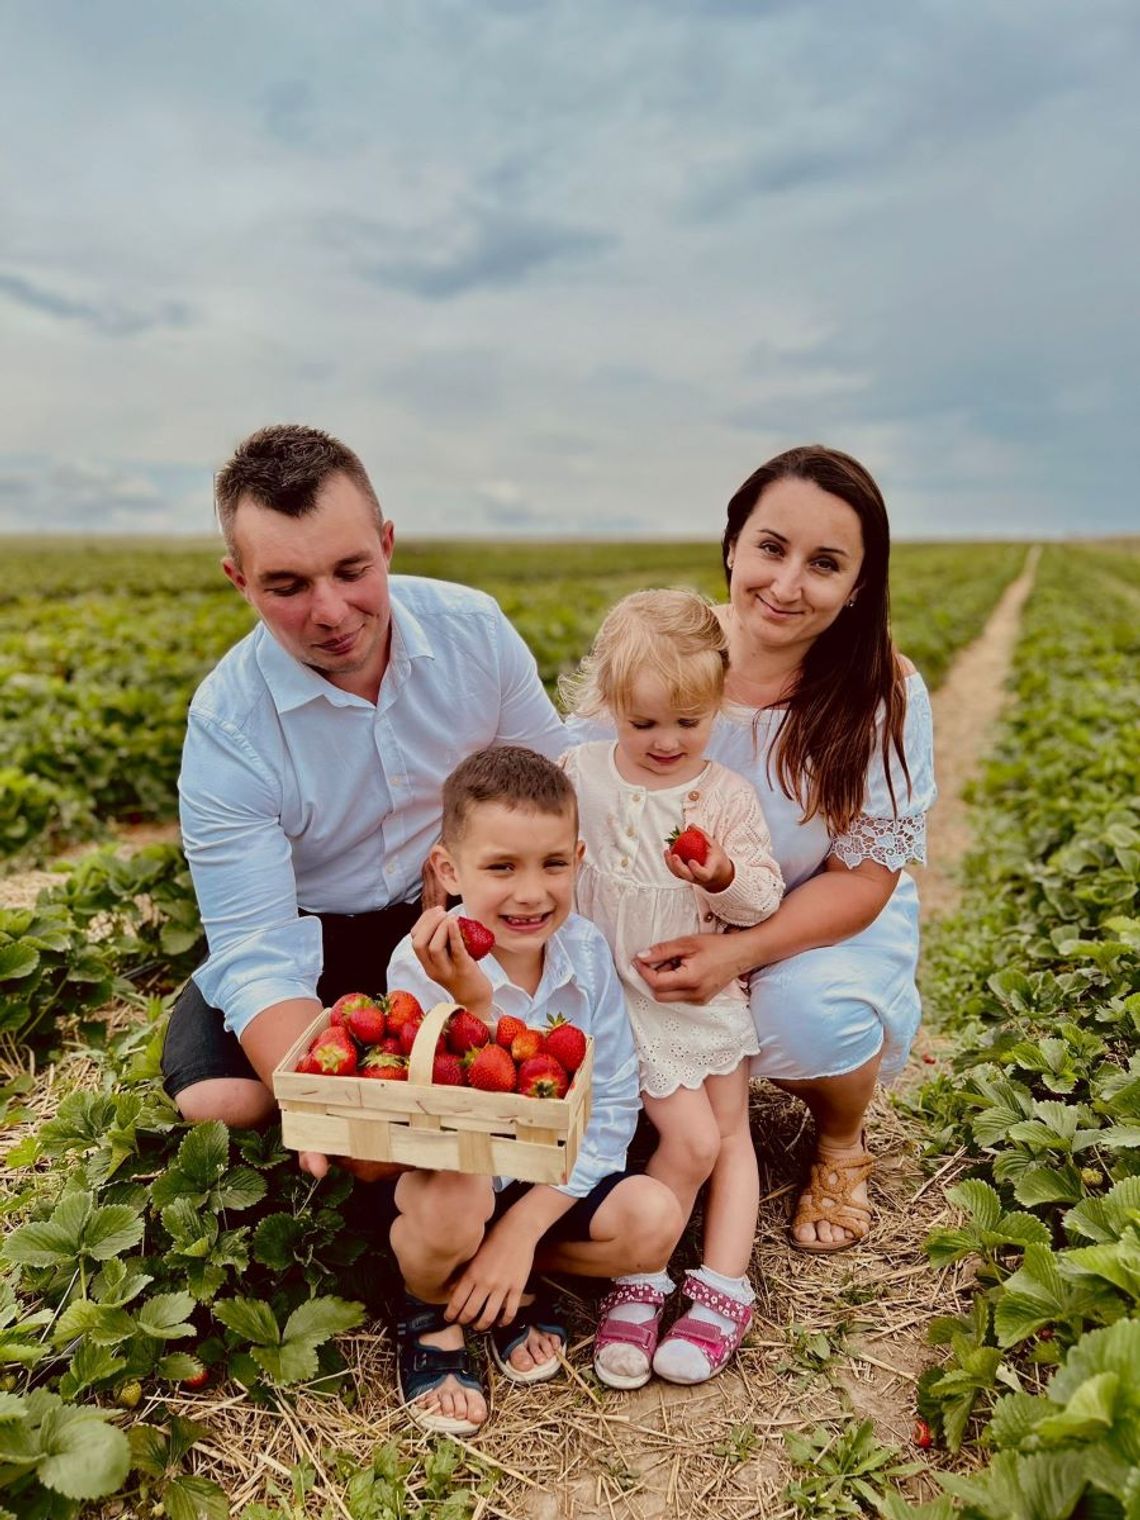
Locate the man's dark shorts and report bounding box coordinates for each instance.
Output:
[161,902,423,1099]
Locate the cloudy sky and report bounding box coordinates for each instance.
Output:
[2,1,1136,538]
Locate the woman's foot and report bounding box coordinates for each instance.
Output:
[652,1268,753,1385]
[396,1294,489,1434]
[790,1135,874,1251]
[593,1273,672,1390]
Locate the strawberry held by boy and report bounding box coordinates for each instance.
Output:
[384,746,681,1437]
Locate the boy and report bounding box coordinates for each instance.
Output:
[384,746,683,1435]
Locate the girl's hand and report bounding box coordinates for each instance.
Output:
[663,834,734,894]
[410,908,494,1017]
[634,933,746,1004]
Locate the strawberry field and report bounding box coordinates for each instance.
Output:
[2,535,1138,1518]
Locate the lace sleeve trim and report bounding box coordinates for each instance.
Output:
[828,812,927,872]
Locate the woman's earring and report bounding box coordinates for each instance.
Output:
[845,595,857,608]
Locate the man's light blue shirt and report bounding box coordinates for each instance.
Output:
[180,575,565,1037]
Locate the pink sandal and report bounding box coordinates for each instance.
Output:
[593,1280,668,1390]
[651,1273,752,1384]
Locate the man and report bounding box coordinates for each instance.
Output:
[161,424,566,1172]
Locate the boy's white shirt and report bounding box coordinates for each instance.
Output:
[385,908,641,1198]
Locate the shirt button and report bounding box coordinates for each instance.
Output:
[688,789,701,801]
[620,856,629,868]
[627,827,637,838]
[632,792,643,802]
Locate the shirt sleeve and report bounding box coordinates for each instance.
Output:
[828,676,937,871]
[179,711,323,1038]
[695,777,785,927]
[491,611,567,760]
[557,934,641,1199]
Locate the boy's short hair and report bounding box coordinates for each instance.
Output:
[215,423,384,559]
[559,587,728,720]
[442,746,577,844]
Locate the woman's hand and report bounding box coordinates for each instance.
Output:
[633,932,749,1004]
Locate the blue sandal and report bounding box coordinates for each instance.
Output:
[488,1281,568,1385]
[396,1293,488,1435]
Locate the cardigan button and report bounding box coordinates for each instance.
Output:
[703,912,714,923]
[687,789,701,801]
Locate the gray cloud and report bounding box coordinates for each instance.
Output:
[0,272,192,337]
[362,211,615,300]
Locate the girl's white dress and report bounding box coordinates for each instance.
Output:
[561,741,783,1098]
[565,670,937,1085]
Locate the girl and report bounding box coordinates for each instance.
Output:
[559,589,784,1387]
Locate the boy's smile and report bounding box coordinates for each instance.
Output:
[437,802,583,981]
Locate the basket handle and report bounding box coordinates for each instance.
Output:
[407,1001,463,1085]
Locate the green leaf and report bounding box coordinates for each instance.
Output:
[213,1296,280,1347]
[156,1351,204,1381]
[947,1179,1002,1230]
[128,1421,170,1477]
[251,1214,305,1272]
[34,1398,132,1499]
[1033,1371,1119,1444]
[281,1296,364,1350]
[214,1166,266,1212]
[1014,1165,1084,1208]
[2,1192,91,1266]
[164,1474,231,1520]
[0,943,39,980]
[176,1121,229,1189]
[84,1202,146,1260]
[135,1291,197,1341]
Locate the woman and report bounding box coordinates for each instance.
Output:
[635,445,935,1252]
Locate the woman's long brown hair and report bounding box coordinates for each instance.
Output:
[721,445,911,836]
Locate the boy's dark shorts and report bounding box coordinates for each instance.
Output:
[355,1166,633,1254]
[161,902,423,1099]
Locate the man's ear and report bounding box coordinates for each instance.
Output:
[381,518,395,567]
[430,842,461,895]
[221,556,252,602]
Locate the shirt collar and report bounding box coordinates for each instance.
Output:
[256,589,435,716]
[457,907,577,1001]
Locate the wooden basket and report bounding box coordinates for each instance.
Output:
[272,1001,594,1185]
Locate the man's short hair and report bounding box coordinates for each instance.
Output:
[215,424,383,557]
[441,746,577,845]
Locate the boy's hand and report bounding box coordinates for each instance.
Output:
[410,907,494,1018]
[445,1216,538,1330]
[663,833,735,895]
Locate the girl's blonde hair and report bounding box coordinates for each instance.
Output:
[559,588,728,719]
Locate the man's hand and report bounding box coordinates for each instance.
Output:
[663,832,735,894]
[634,932,746,1004]
[445,1217,538,1330]
[299,1152,407,1182]
[410,908,494,1018]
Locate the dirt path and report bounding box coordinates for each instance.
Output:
[0,821,181,909]
[517,548,1042,1519]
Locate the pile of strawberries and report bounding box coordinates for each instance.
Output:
[294,991,587,1098]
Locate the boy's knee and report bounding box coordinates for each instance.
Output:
[174,1078,276,1130]
[395,1171,495,1253]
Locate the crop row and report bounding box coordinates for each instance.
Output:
[883,544,1140,1518]
[1,540,1026,864]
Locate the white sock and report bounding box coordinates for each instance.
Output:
[596,1271,673,1380]
[652,1265,754,1385]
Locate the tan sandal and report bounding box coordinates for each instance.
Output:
[789,1135,874,1254]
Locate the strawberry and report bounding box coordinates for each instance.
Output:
[378,1034,403,1056]
[912,1418,933,1450]
[543,1014,587,1073]
[295,1051,322,1074]
[116,1380,143,1409]
[331,992,386,1045]
[496,1014,527,1049]
[181,1367,210,1390]
[667,825,708,867]
[467,1044,517,1092]
[517,1053,569,1099]
[383,989,424,1034]
[432,1051,466,1086]
[457,916,496,960]
[447,1008,491,1057]
[360,1051,408,1081]
[510,1028,545,1063]
[309,1027,358,1076]
[398,1008,425,1055]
